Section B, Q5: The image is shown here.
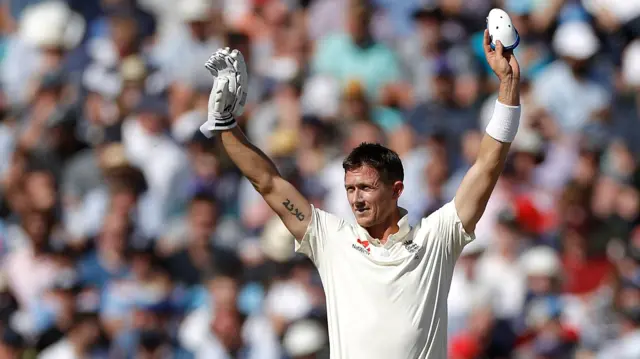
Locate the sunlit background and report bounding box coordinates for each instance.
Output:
[0,0,639,358]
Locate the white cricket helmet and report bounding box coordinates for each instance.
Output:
[486,8,520,51]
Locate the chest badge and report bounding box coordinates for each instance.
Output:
[352,238,371,255]
[403,239,420,260]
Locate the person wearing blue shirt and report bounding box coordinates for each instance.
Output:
[312,0,401,101]
[77,214,132,289]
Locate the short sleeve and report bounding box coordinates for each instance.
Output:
[295,205,344,266]
[422,200,475,260]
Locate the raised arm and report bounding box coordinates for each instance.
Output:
[454,30,521,234]
[219,127,311,241]
[199,48,312,241]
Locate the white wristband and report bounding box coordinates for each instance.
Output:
[485,100,521,143]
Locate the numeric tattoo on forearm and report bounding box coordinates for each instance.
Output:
[282,199,305,221]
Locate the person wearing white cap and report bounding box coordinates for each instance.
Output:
[197,6,523,357]
[520,246,563,296]
[531,21,611,134]
[151,0,224,83]
[1,0,85,105]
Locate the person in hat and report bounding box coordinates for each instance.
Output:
[2,1,85,105]
[532,21,611,134]
[152,0,225,84]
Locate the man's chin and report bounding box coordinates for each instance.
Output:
[355,216,374,228]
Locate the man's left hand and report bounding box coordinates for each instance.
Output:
[483,29,520,82]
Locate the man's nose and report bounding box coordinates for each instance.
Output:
[352,188,361,199]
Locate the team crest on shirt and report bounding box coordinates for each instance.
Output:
[352,238,371,255]
[403,240,421,260]
[403,240,419,253]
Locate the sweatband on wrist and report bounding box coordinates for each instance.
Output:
[485,100,521,143]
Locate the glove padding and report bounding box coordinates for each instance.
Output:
[200,47,249,137]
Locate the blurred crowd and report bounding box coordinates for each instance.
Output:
[0,0,639,358]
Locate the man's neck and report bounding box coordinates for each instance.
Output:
[366,207,402,244]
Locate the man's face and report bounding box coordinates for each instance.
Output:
[211,307,243,351]
[345,166,402,227]
[432,75,454,103]
[138,112,164,135]
[189,200,218,241]
[208,276,238,310]
[110,16,138,55]
[24,171,56,211]
[99,213,128,252]
[23,212,51,247]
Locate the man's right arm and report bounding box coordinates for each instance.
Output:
[219,127,312,242]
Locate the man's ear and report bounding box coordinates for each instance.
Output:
[392,181,404,199]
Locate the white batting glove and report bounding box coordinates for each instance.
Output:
[200,47,249,137]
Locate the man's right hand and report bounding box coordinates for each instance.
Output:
[200,48,249,137]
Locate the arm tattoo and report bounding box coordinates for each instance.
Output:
[282,199,305,221]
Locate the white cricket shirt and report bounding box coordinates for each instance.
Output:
[295,200,474,359]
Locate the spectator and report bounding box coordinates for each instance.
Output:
[77,212,132,289]
[152,0,224,84]
[1,1,85,105]
[532,21,612,134]
[121,95,188,235]
[312,0,402,100]
[4,209,61,311]
[596,307,640,359]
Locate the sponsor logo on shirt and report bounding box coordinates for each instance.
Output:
[403,240,420,260]
[403,240,419,253]
[352,238,370,255]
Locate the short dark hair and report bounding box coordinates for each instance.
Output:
[342,143,404,184]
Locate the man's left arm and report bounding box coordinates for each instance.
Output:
[454,30,521,234]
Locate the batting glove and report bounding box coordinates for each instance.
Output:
[200,47,249,137]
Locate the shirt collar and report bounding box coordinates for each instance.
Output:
[358,207,412,248]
